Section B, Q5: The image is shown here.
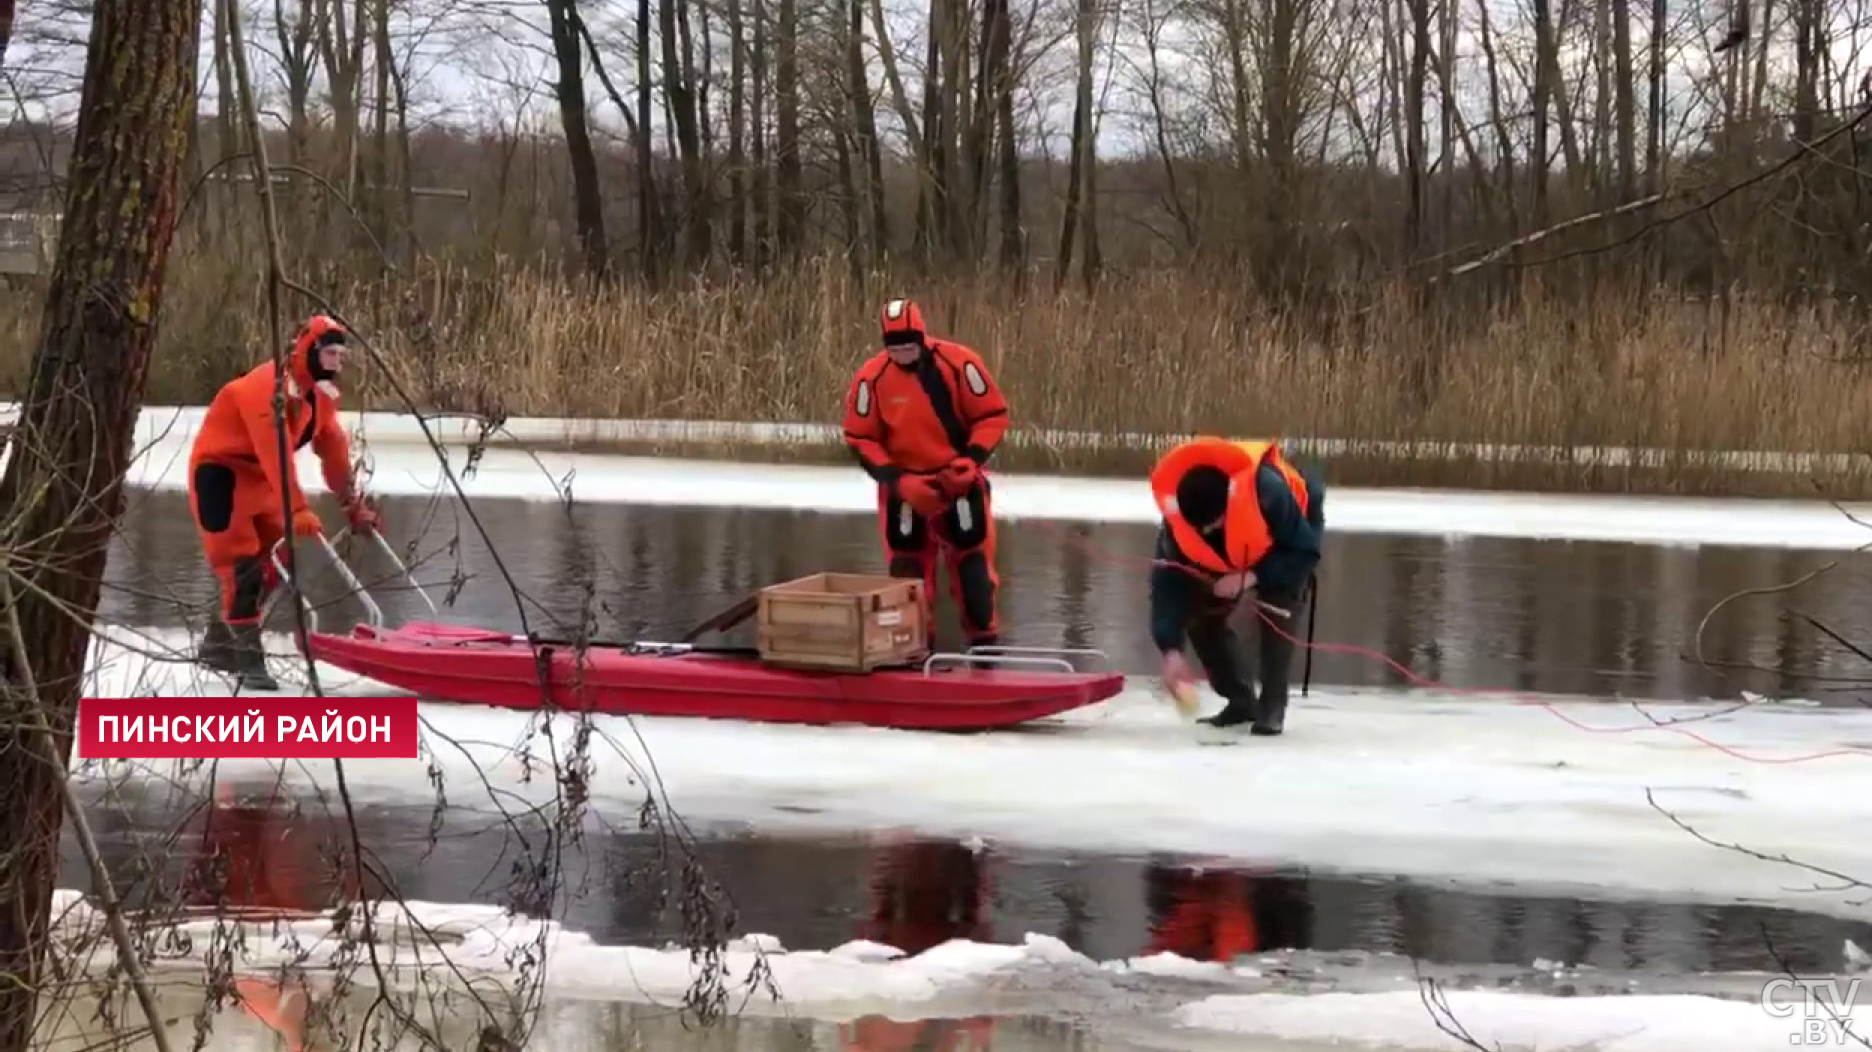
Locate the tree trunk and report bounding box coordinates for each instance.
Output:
[727,0,748,262]
[1530,0,1552,220]
[0,0,200,1046]
[544,0,609,281]
[1055,0,1097,291]
[1404,0,1429,248]
[750,0,770,266]
[369,0,394,252]
[774,0,802,255]
[660,0,710,268]
[637,0,663,278]
[1613,0,1636,200]
[847,0,888,259]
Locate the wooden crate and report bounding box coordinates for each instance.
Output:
[756,572,928,672]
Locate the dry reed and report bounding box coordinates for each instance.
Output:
[3,253,1869,498]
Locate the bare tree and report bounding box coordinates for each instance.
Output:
[0,0,202,1047]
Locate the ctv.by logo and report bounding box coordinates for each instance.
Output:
[1760,978,1866,1046]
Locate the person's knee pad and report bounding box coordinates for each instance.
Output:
[192,462,237,533]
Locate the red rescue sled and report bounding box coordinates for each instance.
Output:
[273,534,1127,732]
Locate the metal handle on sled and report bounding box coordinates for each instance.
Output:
[922,653,1070,674]
[356,527,438,617]
[261,526,436,633]
[922,644,1111,676]
[963,644,1111,670]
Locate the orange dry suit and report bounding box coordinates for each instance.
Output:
[841,298,1011,646]
[839,837,998,1052]
[187,315,362,626]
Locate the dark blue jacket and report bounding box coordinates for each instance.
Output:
[1148,461,1325,652]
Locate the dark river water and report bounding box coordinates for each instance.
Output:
[70,484,1872,1034]
[103,488,1872,704]
[63,778,1869,981]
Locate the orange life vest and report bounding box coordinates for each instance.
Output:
[1149,438,1309,576]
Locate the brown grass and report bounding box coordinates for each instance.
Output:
[4,253,1871,499]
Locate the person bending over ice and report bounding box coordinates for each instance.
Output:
[1147,437,1325,735]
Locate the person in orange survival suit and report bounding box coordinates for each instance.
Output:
[1144,859,1314,962]
[839,837,998,1052]
[1149,437,1325,735]
[842,299,1010,649]
[188,314,381,692]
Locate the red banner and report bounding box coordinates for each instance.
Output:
[79,697,420,759]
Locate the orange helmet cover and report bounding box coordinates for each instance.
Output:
[880,298,926,346]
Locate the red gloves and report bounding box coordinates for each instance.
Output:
[291,509,324,538]
[887,460,980,517]
[894,473,948,517]
[942,457,981,497]
[344,494,382,535]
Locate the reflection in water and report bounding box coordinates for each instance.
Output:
[180,780,376,1052]
[46,986,1155,1052]
[1143,862,1313,963]
[66,787,1871,979]
[842,837,997,1051]
[103,490,1872,703]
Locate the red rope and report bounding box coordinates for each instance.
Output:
[1030,519,1872,766]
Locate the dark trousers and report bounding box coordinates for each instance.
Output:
[1188,581,1310,714]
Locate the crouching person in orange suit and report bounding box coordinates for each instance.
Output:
[187,314,381,691]
[842,298,1010,650]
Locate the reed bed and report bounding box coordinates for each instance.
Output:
[3,253,1868,497]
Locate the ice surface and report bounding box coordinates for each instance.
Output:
[78,625,1872,923]
[1174,989,1871,1051]
[15,404,1872,548]
[49,885,1861,1046]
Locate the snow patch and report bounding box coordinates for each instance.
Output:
[47,891,1106,1009]
[1174,988,1866,1052]
[1102,953,1235,981]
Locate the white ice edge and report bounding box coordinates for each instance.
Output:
[1170,989,1872,1052]
[7,401,1868,474]
[15,403,1872,549]
[78,626,1872,927]
[43,887,1869,1052]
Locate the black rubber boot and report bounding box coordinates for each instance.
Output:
[196,620,239,673]
[1189,611,1261,728]
[227,622,279,692]
[1251,602,1299,736]
[1199,697,1260,728]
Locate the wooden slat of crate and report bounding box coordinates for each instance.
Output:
[757,572,928,672]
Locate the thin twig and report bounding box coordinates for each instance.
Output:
[220,0,320,695]
[1645,788,1871,895]
[0,571,176,1052]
